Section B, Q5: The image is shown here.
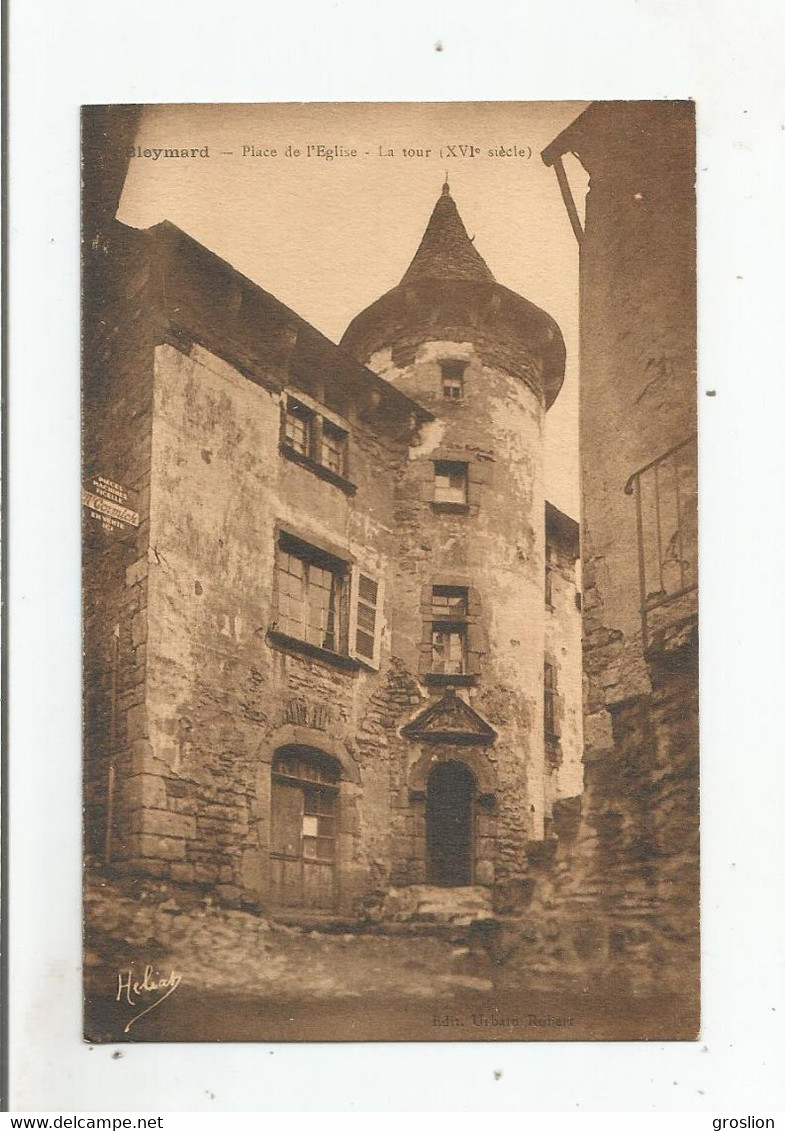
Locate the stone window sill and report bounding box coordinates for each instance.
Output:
[267,629,361,672]
[430,501,470,515]
[280,443,357,496]
[423,672,478,687]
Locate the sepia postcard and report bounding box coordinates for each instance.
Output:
[81,101,699,1043]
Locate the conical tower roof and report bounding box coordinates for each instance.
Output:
[341,184,566,409]
[400,182,495,287]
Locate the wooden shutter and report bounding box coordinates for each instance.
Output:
[349,568,384,669]
[465,588,485,676]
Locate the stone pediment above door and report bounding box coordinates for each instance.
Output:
[401,688,497,746]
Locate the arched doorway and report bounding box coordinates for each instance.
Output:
[426,761,475,886]
[270,746,340,910]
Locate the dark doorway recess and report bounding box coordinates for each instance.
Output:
[425,761,475,886]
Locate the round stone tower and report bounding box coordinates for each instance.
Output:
[341,183,566,893]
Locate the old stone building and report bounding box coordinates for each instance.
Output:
[530,101,699,1009]
[83,156,582,917]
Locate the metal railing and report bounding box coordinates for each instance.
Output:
[624,435,698,651]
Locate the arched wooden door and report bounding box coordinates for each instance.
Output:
[270,746,339,910]
[425,761,475,886]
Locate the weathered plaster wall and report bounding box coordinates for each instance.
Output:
[120,339,422,911]
[367,339,548,879]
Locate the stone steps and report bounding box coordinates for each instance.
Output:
[380,884,496,926]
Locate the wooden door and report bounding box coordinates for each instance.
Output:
[270,778,306,907]
[270,749,338,910]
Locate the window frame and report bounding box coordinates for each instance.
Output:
[431,623,468,676]
[440,359,467,400]
[273,533,348,657]
[320,418,349,479]
[432,459,470,512]
[347,570,385,670]
[270,530,383,672]
[283,398,315,459]
[420,583,484,685]
[280,390,356,496]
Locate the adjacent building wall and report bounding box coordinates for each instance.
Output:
[531,101,699,1005]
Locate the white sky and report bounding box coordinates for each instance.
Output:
[118,102,588,517]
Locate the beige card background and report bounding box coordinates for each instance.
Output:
[9,0,785,1113]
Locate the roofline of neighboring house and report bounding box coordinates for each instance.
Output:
[541,102,600,167]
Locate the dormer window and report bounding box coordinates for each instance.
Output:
[441,360,466,399]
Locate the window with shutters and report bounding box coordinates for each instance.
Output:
[273,534,347,654]
[421,584,485,685]
[349,570,384,670]
[270,531,384,672]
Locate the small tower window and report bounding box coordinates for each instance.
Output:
[441,360,466,399]
[434,461,468,505]
[431,585,468,618]
[432,626,467,676]
[431,585,468,675]
[420,584,485,683]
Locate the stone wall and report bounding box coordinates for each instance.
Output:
[507,629,697,1006]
